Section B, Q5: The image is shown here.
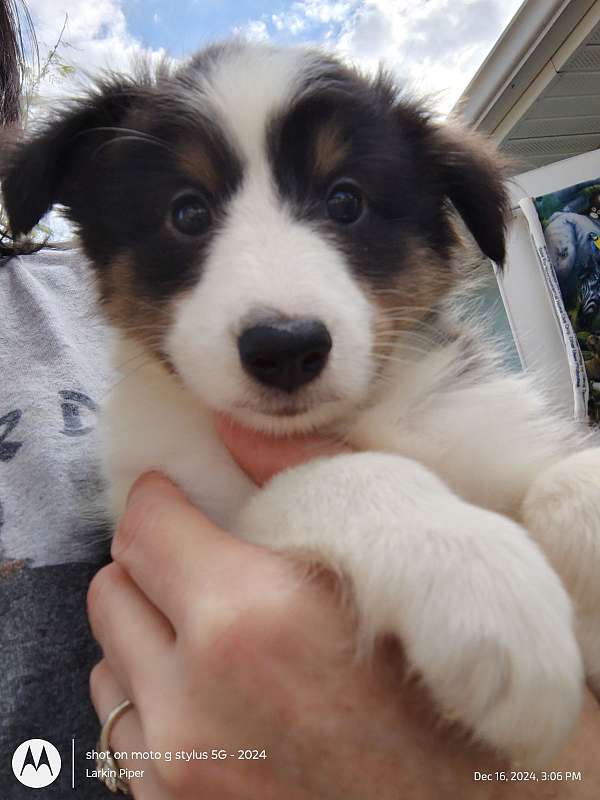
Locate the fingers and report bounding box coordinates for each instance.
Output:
[90,660,165,800]
[90,660,143,753]
[87,561,174,706]
[215,414,352,485]
[111,472,260,631]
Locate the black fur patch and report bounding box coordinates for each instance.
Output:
[1,66,244,305]
[267,61,507,283]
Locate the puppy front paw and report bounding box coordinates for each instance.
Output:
[523,447,600,693]
[236,453,583,764]
[393,514,584,765]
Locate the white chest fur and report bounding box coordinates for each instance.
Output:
[100,338,256,528]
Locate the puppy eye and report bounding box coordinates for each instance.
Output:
[170,193,211,236]
[326,183,363,224]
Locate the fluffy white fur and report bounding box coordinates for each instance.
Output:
[102,327,600,766]
[98,43,600,765]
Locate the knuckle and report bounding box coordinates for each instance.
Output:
[87,563,128,638]
[113,495,165,562]
[246,584,299,633]
[200,578,301,667]
[178,550,304,670]
[87,564,116,623]
[89,659,108,702]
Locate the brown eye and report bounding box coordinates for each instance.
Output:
[171,193,211,236]
[326,183,363,224]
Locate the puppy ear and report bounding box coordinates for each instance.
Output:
[433,126,509,266]
[0,80,137,237]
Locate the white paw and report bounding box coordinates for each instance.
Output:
[393,500,584,765]
[522,447,600,694]
[236,453,584,764]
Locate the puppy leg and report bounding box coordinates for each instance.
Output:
[235,452,582,765]
[522,447,600,693]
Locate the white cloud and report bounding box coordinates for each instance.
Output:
[270,0,354,36]
[295,0,354,24]
[272,12,306,35]
[233,19,271,43]
[234,0,523,113]
[329,0,524,111]
[23,0,166,105]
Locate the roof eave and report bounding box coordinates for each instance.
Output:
[453,0,594,134]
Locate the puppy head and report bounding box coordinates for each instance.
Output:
[1,42,508,434]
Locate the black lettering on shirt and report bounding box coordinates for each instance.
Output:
[0,410,23,461]
[59,390,98,437]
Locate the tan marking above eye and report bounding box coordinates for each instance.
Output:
[176,140,220,195]
[313,122,349,178]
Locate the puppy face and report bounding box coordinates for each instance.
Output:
[1,42,507,434]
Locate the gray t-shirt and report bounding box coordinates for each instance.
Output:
[0,246,113,798]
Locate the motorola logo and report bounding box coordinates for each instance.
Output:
[12,739,61,788]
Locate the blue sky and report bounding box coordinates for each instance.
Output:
[124,1,304,56]
[24,0,524,114]
[122,0,383,56]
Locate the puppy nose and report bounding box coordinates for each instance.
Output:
[238,319,332,393]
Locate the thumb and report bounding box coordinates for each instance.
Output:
[215,414,351,486]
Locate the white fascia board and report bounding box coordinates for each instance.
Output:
[493,0,600,143]
[453,0,594,131]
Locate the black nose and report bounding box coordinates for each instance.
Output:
[238,319,332,393]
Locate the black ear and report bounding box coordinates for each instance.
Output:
[0,79,138,237]
[433,126,509,265]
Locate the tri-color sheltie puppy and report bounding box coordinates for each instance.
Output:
[2,40,600,764]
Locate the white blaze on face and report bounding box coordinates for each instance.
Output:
[199,43,307,164]
[165,45,376,433]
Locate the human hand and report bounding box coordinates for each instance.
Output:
[88,426,600,799]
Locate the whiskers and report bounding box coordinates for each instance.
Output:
[102,337,175,402]
[102,354,156,401]
[128,295,175,322]
[374,304,446,356]
[98,292,182,400]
